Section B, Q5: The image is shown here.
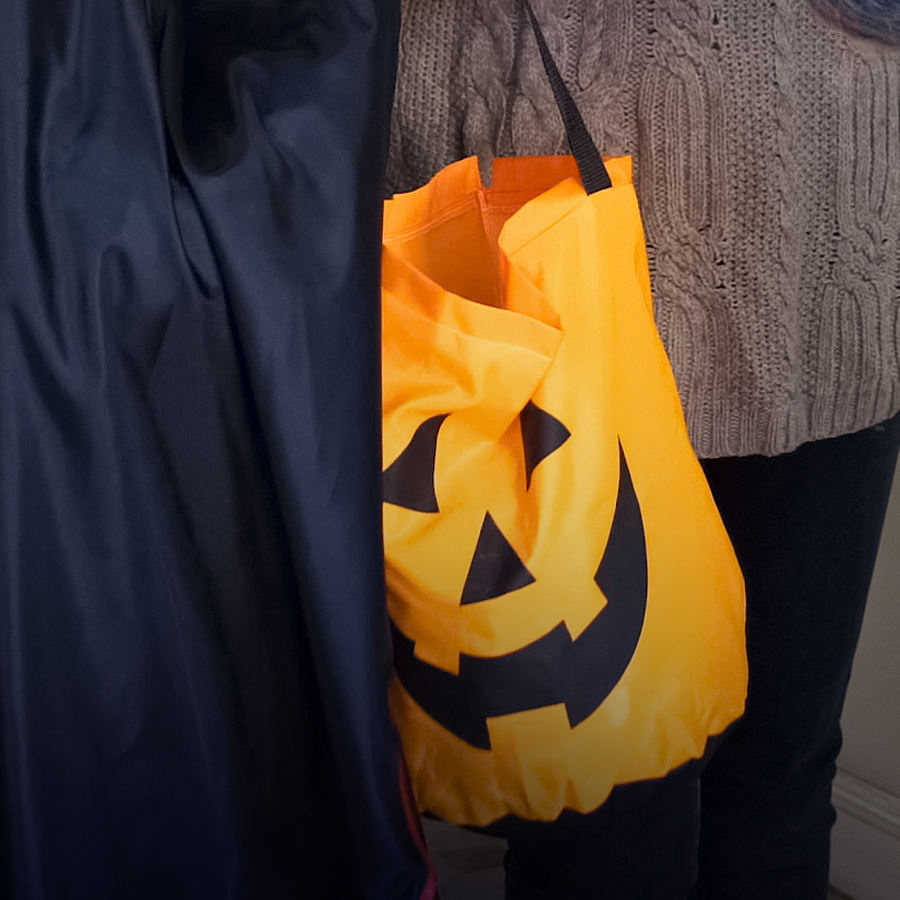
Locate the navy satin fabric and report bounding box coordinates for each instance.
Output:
[0,1,428,897]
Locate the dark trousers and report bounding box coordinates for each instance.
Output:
[504,411,900,899]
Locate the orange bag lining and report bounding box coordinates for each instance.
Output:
[384,158,583,311]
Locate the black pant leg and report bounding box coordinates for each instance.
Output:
[692,411,900,900]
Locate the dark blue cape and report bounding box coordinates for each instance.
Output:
[0,1,430,896]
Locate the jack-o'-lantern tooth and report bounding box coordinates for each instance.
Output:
[382,414,449,512]
[520,401,571,489]
[460,513,536,605]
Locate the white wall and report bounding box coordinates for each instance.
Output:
[831,457,900,900]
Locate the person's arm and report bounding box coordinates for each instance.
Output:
[806,0,900,45]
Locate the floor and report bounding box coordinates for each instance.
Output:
[424,818,506,900]
[423,818,854,900]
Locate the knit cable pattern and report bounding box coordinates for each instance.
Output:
[388,0,900,458]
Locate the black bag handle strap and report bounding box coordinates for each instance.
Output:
[522,0,613,194]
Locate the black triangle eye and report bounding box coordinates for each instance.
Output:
[520,401,571,489]
[382,414,448,512]
[460,513,536,605]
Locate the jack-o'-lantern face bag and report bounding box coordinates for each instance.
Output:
[381,3,747,829]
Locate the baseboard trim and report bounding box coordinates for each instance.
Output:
[834,771,900,840]
[830,770,900,900]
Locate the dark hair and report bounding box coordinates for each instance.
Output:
[807,0,900,45]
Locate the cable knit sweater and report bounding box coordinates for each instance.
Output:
[386,0,900,458]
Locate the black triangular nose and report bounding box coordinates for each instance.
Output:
[461,513,537,604]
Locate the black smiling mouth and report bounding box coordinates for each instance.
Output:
[390,443,648,750]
